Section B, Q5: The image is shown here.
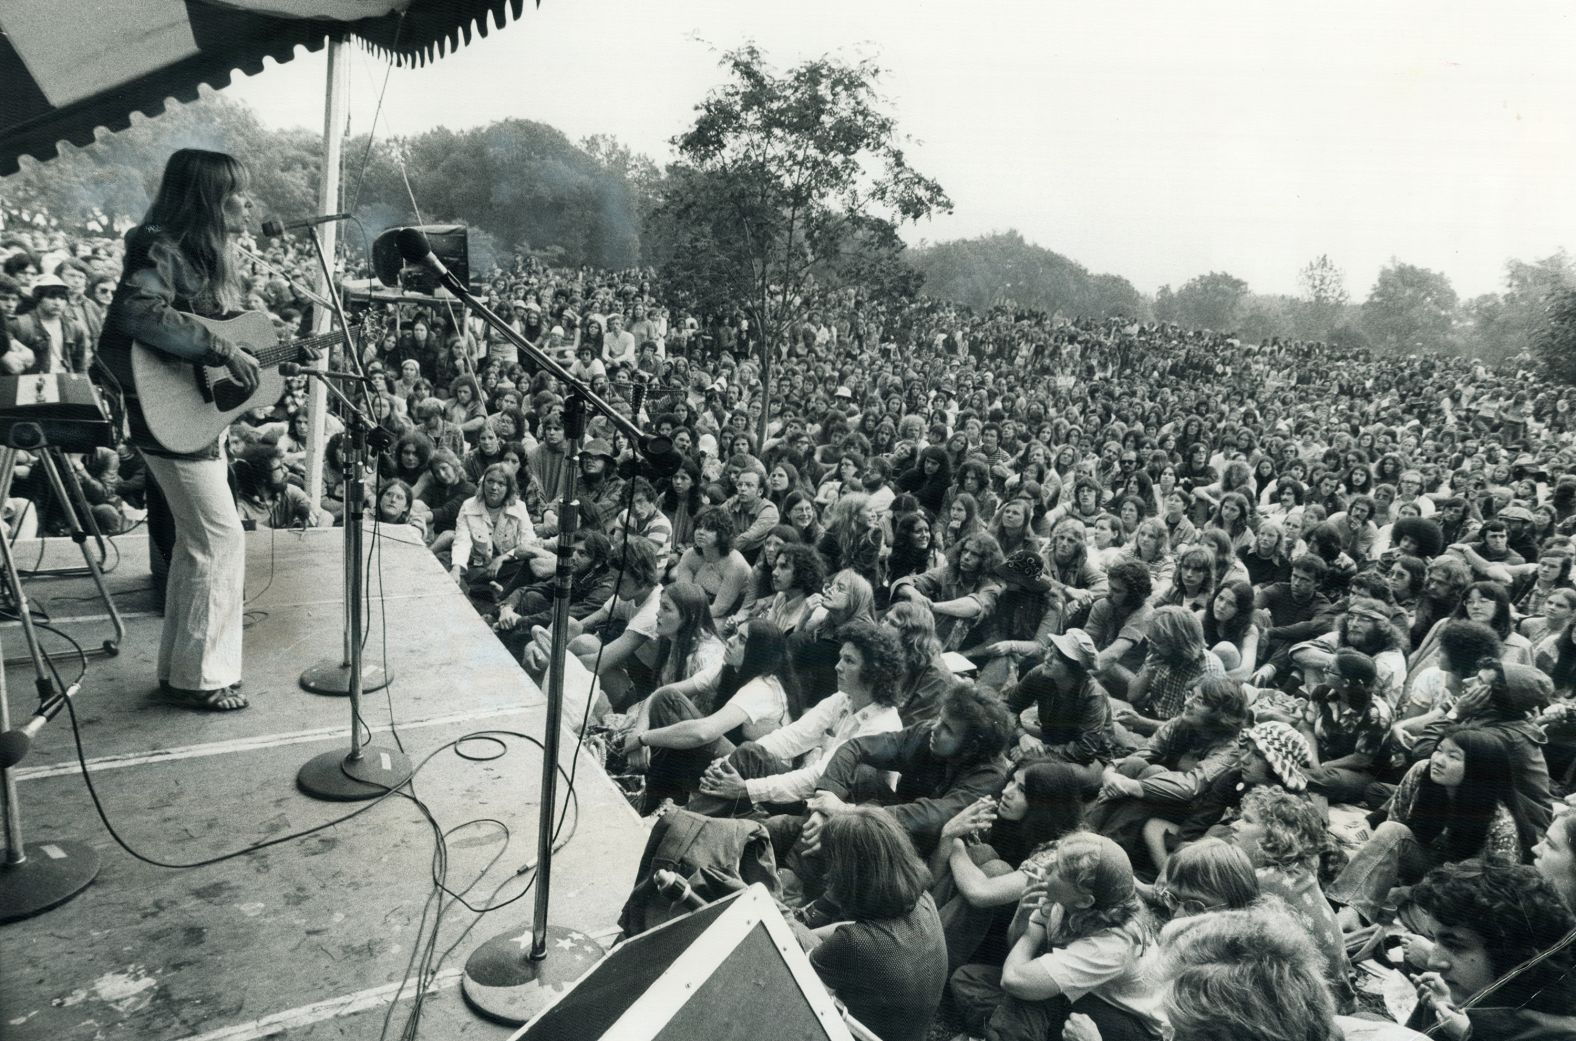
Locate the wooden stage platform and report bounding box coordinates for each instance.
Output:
[0,527,650,1041]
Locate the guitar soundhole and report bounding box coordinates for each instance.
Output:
[212,379,249,411]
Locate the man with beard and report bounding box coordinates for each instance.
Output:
[576,439,625,533]
[493,531,616,660]
[235,444,320,530]
[1085,559,1153,698]
[725,467,778,562]
[861,456,895,514]
[891,532,1006,652]
[1407,556,1474,653]
[1495,504,1541,563]
[1253,553,1339,667]
[1433,496,1478,547]
[1282,596,1410,708]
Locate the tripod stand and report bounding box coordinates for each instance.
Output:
[0,446,125,666]
[0,456,103,920]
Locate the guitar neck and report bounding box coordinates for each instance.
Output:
[250,332,343,370]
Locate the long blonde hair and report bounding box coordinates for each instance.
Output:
[141,148,248,312]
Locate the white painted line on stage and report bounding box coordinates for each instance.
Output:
[170,968,464,1041]
[11,705,529,782]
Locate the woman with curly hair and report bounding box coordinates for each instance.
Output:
[1234,787,1356,1011]
[671,506,752,622]
[1399,860,1576,1040]
[1328,728,1537,926]
[943,458,999,527]
[949,831,1163,1041]
[883,601,953,725]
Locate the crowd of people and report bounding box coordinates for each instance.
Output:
[4,204,1576,1041]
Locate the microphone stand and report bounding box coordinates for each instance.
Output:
[288,228,411,801]
[0,631,98,922]
[388,241,675,1024]
[298,225,393,698]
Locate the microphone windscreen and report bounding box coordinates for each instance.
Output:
[396,227,433,263]
[260,219,284,238]
[0,729,30,770]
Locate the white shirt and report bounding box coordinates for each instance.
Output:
[744,692,903,805]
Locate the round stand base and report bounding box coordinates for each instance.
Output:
[461,924,604,1025]
[299,660,392,696]
[0,840,100,923]
[296,745,412,802]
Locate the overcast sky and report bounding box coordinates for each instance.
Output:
[222,0,1576,300]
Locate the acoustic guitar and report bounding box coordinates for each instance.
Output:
[129,310,344,454]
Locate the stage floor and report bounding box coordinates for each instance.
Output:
[0,527,649,1041]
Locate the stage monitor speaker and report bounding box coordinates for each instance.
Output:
[371,223,470,295]
[507,885,874,1041]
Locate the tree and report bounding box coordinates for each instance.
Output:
[1297,254,1348,340]
[657,44,951,444]
[907,230,1146,320]
[1462,252,1576,364]
[1361,261,1458,354]
[1167,271,1249,331]
[1534,286,1576,384]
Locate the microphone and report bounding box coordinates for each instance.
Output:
[261,213,351,237]
[0,684,79,769]
[395,227,455,283]
[280,362,373,383]
[653,868,706,910]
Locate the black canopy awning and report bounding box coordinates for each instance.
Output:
[0,0,528,175]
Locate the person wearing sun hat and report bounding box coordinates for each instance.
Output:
[1159,720,1314,867]
[1003,627,1115,775]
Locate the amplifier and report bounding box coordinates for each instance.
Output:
[0,373,115,451]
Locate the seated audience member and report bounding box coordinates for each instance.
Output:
[493,530,616,657]
[447,463,537,607]
[1255,553,1339,665]
[1004,629,1116,777]
[671,506,752,621]
[966,549,1060,689]
[1157,906,1355,1041]
[1083,559,1153,699]
[1272,595,1410,708]
[1398,860,1576,1040]
[1114,606,1225,738]
[795,808,949,1041]
[930,760,1091,972]
[949,831,1164,1041]
[1328,728,1539,925]
[883,601,955,725]
[622,617,795,814]
[777,682,1013,892]
[1090,676,1250,869]
[890,531,1007,653]
[1403,661,1557,836]
[234,443,324,531]
[1233,787,1356,1011]
[523,535,662,709]
[693,620,905,818]
[790,568,878,707]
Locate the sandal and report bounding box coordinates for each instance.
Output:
[153,683,249,712]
